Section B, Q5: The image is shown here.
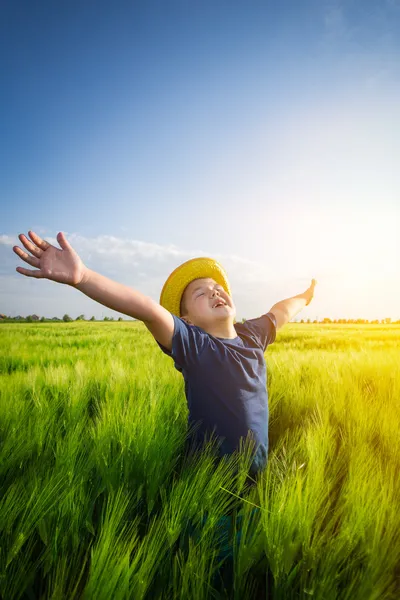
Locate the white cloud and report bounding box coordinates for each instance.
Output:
[1,232,280,319]
[0,235,16,246]
[2,226,399,321]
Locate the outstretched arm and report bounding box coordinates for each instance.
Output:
[13,230,155,322]
[268,279,317,329]
[72,268,155,321]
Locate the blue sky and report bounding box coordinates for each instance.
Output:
[1,0,399,321]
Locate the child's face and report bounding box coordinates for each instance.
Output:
[180,277,236,327]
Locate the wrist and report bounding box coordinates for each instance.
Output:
[69,266,91,289]
[80,266,92,285]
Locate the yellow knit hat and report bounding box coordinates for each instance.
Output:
[159,257,233,319]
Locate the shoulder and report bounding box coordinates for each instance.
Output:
[155,314,210,369]
[238,313,277,350]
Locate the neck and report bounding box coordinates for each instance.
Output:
[203,321,238,339]
[181,315,238,339]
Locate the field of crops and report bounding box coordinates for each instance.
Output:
[1,321,399,599]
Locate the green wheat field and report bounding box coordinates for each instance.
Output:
[0,321,399,600]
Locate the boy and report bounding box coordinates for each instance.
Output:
[13,230,317,482]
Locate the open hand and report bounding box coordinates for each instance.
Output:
[305,278,317,306]
[13,231,87,286]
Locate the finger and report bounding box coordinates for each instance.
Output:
[16,266,44,278]
[19,234,43,258]
[28,230,51,252]
[57,231,73,252]
[13,246,41,268]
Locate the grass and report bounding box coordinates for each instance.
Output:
[0,321,399,599]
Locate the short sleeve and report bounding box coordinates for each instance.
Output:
[242,311,277,352]
[155,313,209,373]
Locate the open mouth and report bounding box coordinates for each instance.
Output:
[213,302,226,308]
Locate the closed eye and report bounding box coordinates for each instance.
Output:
[197,286,223,298]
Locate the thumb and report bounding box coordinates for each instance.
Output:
[57,231,74,252]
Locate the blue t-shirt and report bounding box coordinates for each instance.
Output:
[156,312,277,476]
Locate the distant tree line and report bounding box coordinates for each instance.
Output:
[0,314,125,322]
[240,317,398,324]
[297,318,397,324]
[1,314,399,324]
